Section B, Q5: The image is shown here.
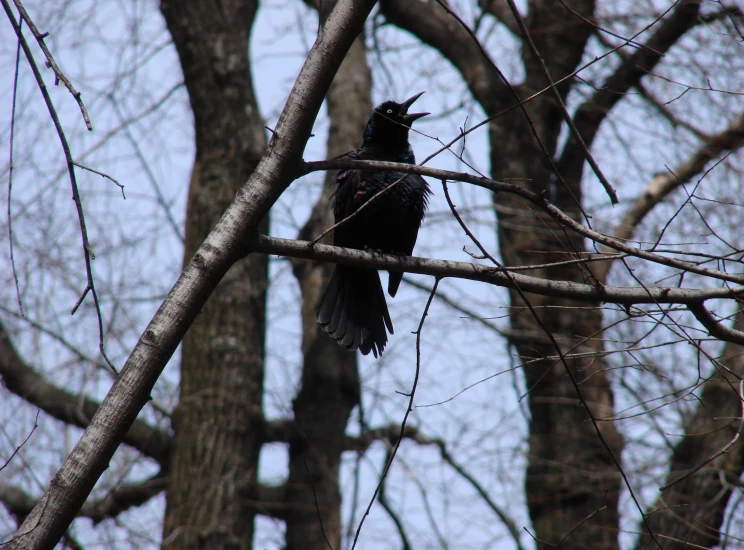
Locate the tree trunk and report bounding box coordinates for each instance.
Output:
[160,1,268,548]
[484,3,621,547]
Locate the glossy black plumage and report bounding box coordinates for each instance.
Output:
[316,92,432,357]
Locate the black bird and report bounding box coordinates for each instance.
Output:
[316,92,432,357]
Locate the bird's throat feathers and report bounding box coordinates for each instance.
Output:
[362,116,416,162]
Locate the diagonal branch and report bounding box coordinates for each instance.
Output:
[4,2,377,547]
[613,112,744,245]
[557,0,704,183]
[11,0,92,130]
[592,111,744,284]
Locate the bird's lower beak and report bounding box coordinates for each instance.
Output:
[403,112,430,124]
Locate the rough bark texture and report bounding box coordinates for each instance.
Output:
[493,3,624,546]
[286,4,372,543]
[159,1,268,548]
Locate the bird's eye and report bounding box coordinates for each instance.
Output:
[386,109,393,114]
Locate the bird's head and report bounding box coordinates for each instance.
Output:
[362,92,429,152]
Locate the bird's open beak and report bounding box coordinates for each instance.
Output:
[401,91,430,124]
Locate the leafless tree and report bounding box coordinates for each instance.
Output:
[1,0,743,549]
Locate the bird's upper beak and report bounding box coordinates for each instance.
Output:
[401,91,430,124]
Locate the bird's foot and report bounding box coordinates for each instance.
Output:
[363,245,388,255]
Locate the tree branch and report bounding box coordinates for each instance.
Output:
[557,0,704,183]
[1,473,166,526]
[256,235,744,338]
[0,321,171,465]
[300,158,744,285]
[611,112,744,248]
[5,1,377,547]
[688,303,744,346]
[504,0,619,204]
[379,0,508,112]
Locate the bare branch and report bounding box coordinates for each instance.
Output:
[7,18,23,317]
[377,451,413,550]
[0,410,39,472]
[301,158,744,285]
[379,0,508,112]
[5,2,376,547]
[558,0,704,184]
[0,321,171,465]
[504,0,619,204]
[1,473,166,526]
[256,234,744,311]
[11,0,92,130]
[350,279,439,550]
[1,0,115,373]
[688,303,744,347]
[71,162,125,199]
[613,112,744,246]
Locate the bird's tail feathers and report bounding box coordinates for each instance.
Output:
[316,266,393,358]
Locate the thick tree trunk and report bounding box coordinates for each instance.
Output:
[490,2,623,547]
[493,119,623,549]
[286,16,372,547]
[160,1,268,548]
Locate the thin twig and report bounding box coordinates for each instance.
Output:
[12,0,92,130]
[2,0,116,374]
[350,278,439,550]
[0,410,40,472]
[377,451,413,550]
[7,15,24,317]
[554,501,607,549]
[72,161,125,199]
[437,443,525,549]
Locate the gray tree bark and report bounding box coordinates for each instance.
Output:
[158,0,268,548]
